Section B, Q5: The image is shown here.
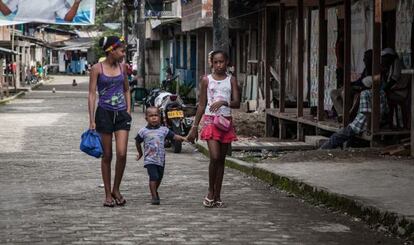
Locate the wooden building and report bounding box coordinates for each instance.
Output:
[180,0,262,96]
[259,0,413,151]
[141,0,413,154]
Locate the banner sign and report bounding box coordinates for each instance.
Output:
[0,0,95,26]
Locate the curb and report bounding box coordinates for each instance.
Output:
[0,91,25,105]
[196,143,414,241]
[0,79,53,105]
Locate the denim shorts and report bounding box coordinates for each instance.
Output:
[145,164,164,181]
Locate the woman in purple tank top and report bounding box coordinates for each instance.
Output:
[88,36,131,207]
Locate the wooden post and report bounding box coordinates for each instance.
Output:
[279,4,286,113]
[307,8,312,104]
[343,0,352,127]
[266,113,274,137]
[205,31,209,75]
[297,0,304,117]
[260,9,264,107]
[213,0,229,53]
[247,25,252,69]
[122,4,129,61]
[196,31,205,97]
[1,58,8,97]
[411,72,414,157]
[317,0,327,121]
[136,0,146,89]
[279,119,287,139]
[297,122,305,141]
[236,32,240,78]
[0,58,3,100]
[371,0,382,134]
[264,7,271,109]
[11,25,16,92]
[187,33,191,71]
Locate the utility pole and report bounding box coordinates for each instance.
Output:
[121,2,125,37]
[212,0,229,53]
[11,25,16,92]
[135,0,146,88]
[122,2,129,61]
[213,0,230,155]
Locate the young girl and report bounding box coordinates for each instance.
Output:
[187,50,240,208]
[88,36,131,207]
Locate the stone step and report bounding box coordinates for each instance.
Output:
[231,141,315,151]
[305,135,329,148]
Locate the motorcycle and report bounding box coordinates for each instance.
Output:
[144,90,192,153]
[160,94,193,153]
[25,69,39,85]
[144,88,163,109]
[161,75,179,93]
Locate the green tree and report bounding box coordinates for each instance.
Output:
[90,0,126,59]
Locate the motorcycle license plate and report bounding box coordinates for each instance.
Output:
[167,110,184,118]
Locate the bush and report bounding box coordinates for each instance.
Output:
[170,80,195,99]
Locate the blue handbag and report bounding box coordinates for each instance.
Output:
[80,129,103,158]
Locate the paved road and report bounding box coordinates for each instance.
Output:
[0,76,402,244]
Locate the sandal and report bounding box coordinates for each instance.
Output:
[203,197,215,208]
[151,197,160,205]
[103,199,115,208]
[111,193,126,206]
[214,201,226,208]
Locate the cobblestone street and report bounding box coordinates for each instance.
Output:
[0,76,402,244]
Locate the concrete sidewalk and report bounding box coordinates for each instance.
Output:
[0,79,50,105]
[197,142,414,241]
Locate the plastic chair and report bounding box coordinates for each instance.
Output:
[131,87,147,112]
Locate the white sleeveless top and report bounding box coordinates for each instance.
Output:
[204,74,232,117]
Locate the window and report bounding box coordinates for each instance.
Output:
[163,2,172,11]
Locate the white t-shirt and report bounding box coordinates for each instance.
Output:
[204,74,232,117]
[6,0,70,21]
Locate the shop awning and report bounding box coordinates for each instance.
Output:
[54,38,94,52]
[150,18,180,29]
[0,47,19,55]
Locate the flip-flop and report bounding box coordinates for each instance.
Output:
[214,201,226,208]
[103,199,115,208]
[151,197,160,205]
[111,193,126,206]
[203,197,214,208]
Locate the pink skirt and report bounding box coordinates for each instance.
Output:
[200,115,237,143]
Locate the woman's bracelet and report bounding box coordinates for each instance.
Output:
[192,125,198,129]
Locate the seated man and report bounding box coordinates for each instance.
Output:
[330,50,373,122]
[380,48,409,128]
[321,76,388,149]
[381,48,401,92]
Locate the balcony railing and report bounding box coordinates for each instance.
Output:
[145,10,179,18]
[145,0,181,19]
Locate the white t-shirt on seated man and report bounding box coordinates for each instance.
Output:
[0,0,82,22]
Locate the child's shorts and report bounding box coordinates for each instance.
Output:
[145,164,164,181]
[95,106,131,133]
